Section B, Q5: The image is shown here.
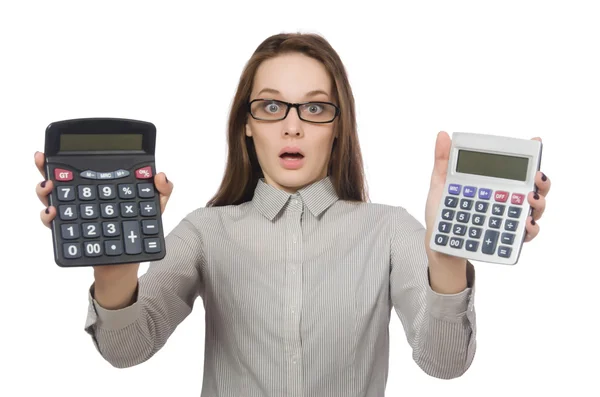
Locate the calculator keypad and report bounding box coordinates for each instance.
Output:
[434,183,527,259]
[50,164,164,266]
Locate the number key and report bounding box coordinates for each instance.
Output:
[456,211,470,223]
[57,186,75,201]
[449,237,464,249]
[438,221,452,233]
[460,199,473,210]
[61,223,80,239]
[98,184,116,200]
[453,224,467,236]
[103,222,120,237]
[475,201,489,213]
[444,196,458,208]
[101,203,118,218]
[80,204,99,219]
[59,204,77,220]
[82,222,100,238]
[84,241,103,257]
[472,214,485,226]
[468,227,482,239]
[78,185,96,200]
[441,209,455,221]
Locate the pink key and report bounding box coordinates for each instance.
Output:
[511,193,525,205]
[54,168,73,181]
[135,166,153,179]
[494,191,509,202]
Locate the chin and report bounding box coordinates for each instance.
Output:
[271,169,317,191]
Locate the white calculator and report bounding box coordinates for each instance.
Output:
[429,132,543,265]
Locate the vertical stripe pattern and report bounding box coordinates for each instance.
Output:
[84,176,476,396]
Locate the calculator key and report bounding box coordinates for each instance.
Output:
[101,203,119,218]
[118,184,136,199]
[448,237,464,249]
[505,220,519,231]
[434,234,449,246]
[135,166,153,179]
[507,207,522,218]
[498,246,512,258]
[459,199,473,210]
[84,241,103,257]
[97,171,115,180]
[56,186,75,201]
[482,230,499,255]
[468,227,482,239]
[120,202,138,217]
[448,184,461,195]
[438,221,452,233]
[104,240,124,256]
[80,170,97,179]
[63,242,81,259]
[138,183,155,198]
[465,240,479,252]
[103,222,120,237]
[492,204,505,216]
[114,169,130,179]
[54,168,73,182]
[98,185,117,200]
[144,238,161,253]
[501,232,515,245]
[489,217,502,229]
[123,221,142,254]
[453,224,467,236]
[494,191,509,202]
[60,223,80,239]
[59,204,77,220]
[472,214,485,226]
[82,222,101,238]
[142,220,159,235]
[444,196,458,208]
[80,204,99,219]
[456,211,470,223]
[441,209,455,221]
[511,193,525,205]
[140,201,157,216]
[463,186,477,197]
[78,185,96,200]
[474,201,489,213]
[478,188,492,200]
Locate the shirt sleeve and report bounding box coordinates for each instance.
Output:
[389,206,476,379]
[83,212,206,368]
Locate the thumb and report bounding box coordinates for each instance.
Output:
[431,131,452,182]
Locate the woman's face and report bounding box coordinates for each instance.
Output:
[246,52,337,193]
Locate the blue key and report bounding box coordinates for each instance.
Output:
[463,186,477,197]
[478,188,492,200]
[448,184,461,195]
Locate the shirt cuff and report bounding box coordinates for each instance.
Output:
[88,282,140,331]
[426,260,476,320]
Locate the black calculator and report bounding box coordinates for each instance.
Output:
[44,118,166,267]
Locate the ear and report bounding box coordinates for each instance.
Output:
[245,123,252,137]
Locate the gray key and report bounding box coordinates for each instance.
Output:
[442,209,455,221]
[482,230,499,255]
[434,234,449,246]
[56,186,75,201]
[104,240,123,256]
[498,246,512,258]
[492,204,505,216]
[140,201,157,216]
[142,220,159,235]
[101,203,118,218]
[80,203,99,219]
[63,242,81,259]
[505,220,519,231]
[453,224,467,236]
[144,238,161,253]
[59,204,77,220]
[456,211,470,223]
[444,196,458,208]
[61,223,80,239]
[501,232,515,245]
[84,241,103,257]
[78,185,96,200]
[98,184,116,200]
[120,202,138,217]
[465,240,479,252]
[459,199,473,210]
[472,214,485,226]
[489,217,502,229]
[137,183,155,198]
[468,227,482,239]
[118,184,135,199]
[507,206,522,218]
[103,222,120,237]
[449,237,464,249]
[123,221,142,254]
[82,222,101,238]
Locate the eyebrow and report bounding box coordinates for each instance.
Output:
[256,88,330,99]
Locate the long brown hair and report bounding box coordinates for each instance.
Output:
[206,32,369,207]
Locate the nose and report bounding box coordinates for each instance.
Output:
[281,106,303,137]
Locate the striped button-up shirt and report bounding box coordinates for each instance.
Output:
[85,176,476,396]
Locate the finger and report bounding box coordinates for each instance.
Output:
[535,171,551,197]
[431,131,452,183]
[36,179,54,206]
[34,151,46,178]
[527,190,546,221]
[155,173,173,214]
[40,205,56,229]
[523,216,540,242]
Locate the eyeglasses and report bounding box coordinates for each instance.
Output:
[248,99,340,124]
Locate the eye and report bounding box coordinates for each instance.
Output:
[304,103,324,114]
[264,101,282,113]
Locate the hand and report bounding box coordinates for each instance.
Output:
[424,132,550,258]
[34,150,173,278]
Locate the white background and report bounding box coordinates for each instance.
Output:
[1,0,598,396]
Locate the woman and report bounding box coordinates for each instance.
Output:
[34,33,550,396]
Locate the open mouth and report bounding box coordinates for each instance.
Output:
[279,152,305,160]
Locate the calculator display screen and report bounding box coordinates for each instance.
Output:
[456,150,529,181]
[59,134,143,151]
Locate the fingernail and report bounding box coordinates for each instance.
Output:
[541,173,547,182]
[533,192,539,200]
[41,181,46,188]
[45,207,49,214]
[531,218,535,225]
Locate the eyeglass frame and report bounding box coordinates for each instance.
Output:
[247,98,341,124]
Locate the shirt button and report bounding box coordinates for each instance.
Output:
[292,235,297,243]
[292,199,298,205]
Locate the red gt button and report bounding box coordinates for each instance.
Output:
[54,168,73,181]
[135,166,153,179]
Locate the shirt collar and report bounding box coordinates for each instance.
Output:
[251,176,339,220]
